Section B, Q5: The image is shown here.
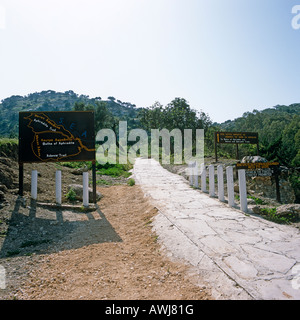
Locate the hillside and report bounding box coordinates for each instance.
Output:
[218,104,300,167]
[0,90,140,137]
[1,91,299,168]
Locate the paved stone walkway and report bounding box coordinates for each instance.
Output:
[133,158,300,300]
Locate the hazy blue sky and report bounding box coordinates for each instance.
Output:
[0,0,299,122]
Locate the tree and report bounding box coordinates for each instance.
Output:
[138,101,164,132]
[137,98,212,158]
[138,98,211,133]
[281,115,300,166]
[94,101,116,132]
[72,101,116,133]
[74,102,86,111]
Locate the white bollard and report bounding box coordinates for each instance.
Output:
[208,164,215,197]
[193,161,199,188]
[217,165,225,202]
[226,166,235,207]
[238,169,248,213]
[0,265,6,290]
[31,170,38,200]
[83,171,89,207]
[200,163,207,192]
[55,170,62,205]
[188,161,194,186]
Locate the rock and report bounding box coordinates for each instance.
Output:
[0,190,5,201]
[0,184,8,193]
[247,198,256,205]
[251,205,261,214]
[0,157,14,167]
[247,174,296,204]
[242,156,268,163]
[276,204,300,218]
[71,168,85,175]
[234,183,239,193]
[67,184,102,202]
[0,167,14,189]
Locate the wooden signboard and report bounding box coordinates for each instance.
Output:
[19,111,95,163]
[214,132,259,162]
[18,111,97,202]
[216,132,258,145]
[236,162,279,170]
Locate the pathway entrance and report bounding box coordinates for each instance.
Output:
[133,158,300,300]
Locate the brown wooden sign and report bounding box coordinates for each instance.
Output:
[18,111,97,202]
[236,162,279,170]
[19,111,95,163]
[216,132,258,144]
[214,131,259,162]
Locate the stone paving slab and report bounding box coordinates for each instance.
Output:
[133,158,300,300]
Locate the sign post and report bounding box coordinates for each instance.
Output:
[215,132,259,162]
[18,111,96,203]
[236,162,281,203]
[18,163,24,196]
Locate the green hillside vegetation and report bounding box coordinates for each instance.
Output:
[0,90,140,137]
[137,100,299,168]
[218,104,300,167]
[0,91,299,169]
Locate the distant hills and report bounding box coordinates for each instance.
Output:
[0,90,140,137]
[0,90,299,167]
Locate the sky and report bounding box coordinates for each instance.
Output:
[0,0,299,123]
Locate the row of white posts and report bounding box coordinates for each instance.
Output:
[189,162,248,213]
[30,170,90,207]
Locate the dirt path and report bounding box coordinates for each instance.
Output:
[3,185,211,300]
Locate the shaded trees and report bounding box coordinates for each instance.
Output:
[138,98,212,133]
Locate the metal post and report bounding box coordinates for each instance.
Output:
[226,166,235,207]
[92,161,97,204]
[83,171,89,207]
[31,170,38,200]
[193,161,198,188]
[238,169,248,213]
[208,164,215,197]
[217,165,225,202]
[55,170,62,205]
[201,163,207,192]
[189,161,194,186]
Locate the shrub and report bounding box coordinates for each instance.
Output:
[127,178,135,186]
[65,188,76,202]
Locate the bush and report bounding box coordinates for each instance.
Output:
[62,161,133,178]
[127,178,135,186]
[260,207,295,224]
[247,196,266,205]
[96,163,132,177]
[0,138,18,159]
[65,188,76,202]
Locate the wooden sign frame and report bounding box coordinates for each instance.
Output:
[214,131,259,162]
[18,111,97,203]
